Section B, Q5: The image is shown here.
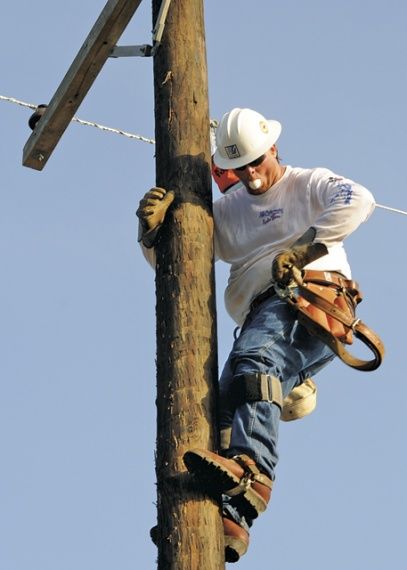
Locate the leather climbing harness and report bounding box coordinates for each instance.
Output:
[275,268,385,371]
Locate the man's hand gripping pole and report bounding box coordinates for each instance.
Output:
[136,187,175,248]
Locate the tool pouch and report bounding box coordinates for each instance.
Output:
[295,273,361,345]
[285,270,384,371]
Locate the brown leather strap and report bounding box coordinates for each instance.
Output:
[232,455,273,489]
[302,270,363,304]
[289,278,384,371]
[302,270,348,286]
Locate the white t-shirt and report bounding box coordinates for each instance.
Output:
[213,166,375,325]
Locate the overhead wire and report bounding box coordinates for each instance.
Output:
[374,203,407,216]
[1,94,218,145]
[0,95,156,144]
[2,94,407,217]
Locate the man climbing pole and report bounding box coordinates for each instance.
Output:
[137,107,383,563]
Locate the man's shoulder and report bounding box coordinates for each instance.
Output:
[287,166,341,190]
[289,165,335,179]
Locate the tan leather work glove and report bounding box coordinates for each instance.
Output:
[272,238,328,288]
[136,187,175,248]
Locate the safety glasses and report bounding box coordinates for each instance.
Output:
[234,154,266,171]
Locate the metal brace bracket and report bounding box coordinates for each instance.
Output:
[109,0,171,58]
[110,44,152,58]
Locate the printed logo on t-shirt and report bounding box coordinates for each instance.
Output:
[259,208,283,224]
[328,177,353,205]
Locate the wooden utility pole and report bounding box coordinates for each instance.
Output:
[20,0,222,565]
[152,1,224,568]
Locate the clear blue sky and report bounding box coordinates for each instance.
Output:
[1,1,406,568]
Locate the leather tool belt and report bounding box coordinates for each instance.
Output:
[276,269,385,372]
[250,285,276,312]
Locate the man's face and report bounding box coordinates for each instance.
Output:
[232,146,282,195]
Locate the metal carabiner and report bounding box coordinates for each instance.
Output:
[274,265,303,299]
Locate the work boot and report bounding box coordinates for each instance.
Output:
[150,516,249,563]
[223,515,249,563]
[183,448,272,520]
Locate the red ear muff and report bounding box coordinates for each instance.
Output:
[211,158,239,193]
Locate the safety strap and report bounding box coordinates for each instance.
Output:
[226,454,273,497]
[232,373,283,409]
[284,270,385,371]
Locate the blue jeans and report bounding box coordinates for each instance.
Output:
[219,294,335,480]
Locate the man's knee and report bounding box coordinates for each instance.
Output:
[231,372,283,410]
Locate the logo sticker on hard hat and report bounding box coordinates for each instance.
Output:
[259,121,269,134]
[225,144,241,159]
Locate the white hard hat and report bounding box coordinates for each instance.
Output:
[213,108,282,169]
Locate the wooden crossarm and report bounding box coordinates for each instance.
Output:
[23,0,144,171]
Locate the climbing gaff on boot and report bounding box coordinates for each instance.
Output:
[183,449,273,521]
